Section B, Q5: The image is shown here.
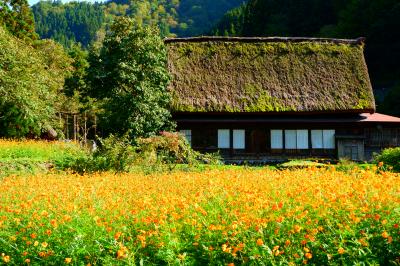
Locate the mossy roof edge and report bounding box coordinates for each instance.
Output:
[165,36,366,45]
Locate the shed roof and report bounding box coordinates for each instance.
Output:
[166,37,375,113]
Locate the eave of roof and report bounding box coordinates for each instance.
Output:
[165,36,366,45]
[359,113,400,123]
[173,113,400,124]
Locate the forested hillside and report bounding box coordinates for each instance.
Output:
[213,0,400,116]
[31,0,245,47]
[32,1,105,47]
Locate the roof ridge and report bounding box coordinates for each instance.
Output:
[164,36,365,45]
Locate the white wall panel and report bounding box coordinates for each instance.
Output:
[311,130,323,149]
[323,130,335,149]
[297,130,309,149]
[233,130,245,149]
[285,130,297,149]
[271,130,283,149]
[218,129,230,149]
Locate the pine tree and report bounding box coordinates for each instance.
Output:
[0,0,38,41]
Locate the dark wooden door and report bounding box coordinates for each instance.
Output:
[250,130,267,154]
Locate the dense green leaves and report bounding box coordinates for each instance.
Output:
[0,26,72,137]
[87,17,174,139]
[173,0,245,36]
[30,0,245,47]
[32,0,105,47]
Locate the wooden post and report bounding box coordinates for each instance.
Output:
[73,114,77,142]
[66,114,69,140]
[84,111,87,144]
[59,113,62,130]
[94,115,97,137]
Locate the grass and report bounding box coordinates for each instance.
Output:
[0,139,86,177]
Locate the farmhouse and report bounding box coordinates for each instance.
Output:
[165,37,400,162]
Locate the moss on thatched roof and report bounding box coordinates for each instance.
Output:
[166,37,375,113]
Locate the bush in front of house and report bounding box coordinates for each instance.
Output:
[374,147,400,172]
[69,132,222,174]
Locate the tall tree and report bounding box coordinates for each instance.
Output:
[87,17,174,139]
[0,26,72,137]
[0,0,38,41]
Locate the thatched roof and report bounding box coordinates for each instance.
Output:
[165,37,375,113]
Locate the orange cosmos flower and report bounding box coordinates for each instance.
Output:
[114,232,122,240]
[382,231,389,238]
[64,258,72,264]
[116,246,128,259]
[2,255,10,263]
[294,225,301,233]
[50,219,58,228]
[305,253,312,259]
[25,258,30,263]
[256,238,263,246]
[338,247,345,254]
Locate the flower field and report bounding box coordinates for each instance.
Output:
[0,167,399,265]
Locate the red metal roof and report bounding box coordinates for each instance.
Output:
[359,113,400,123]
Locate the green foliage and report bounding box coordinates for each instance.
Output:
[380,83,400,117]
[87,17,174,139]
[0,0,38,41]
[71,135,137,173]
[0,140,86,177]
[374,147,400,172]
[30,0,246,47]
[135,131,221,172]
[278,160,326,169]
[173,0,245,36]
[64,44,89,97]
[32,1,105,48]
[0,27,72,138]
[69,132,221,174]
[211,4,246,36]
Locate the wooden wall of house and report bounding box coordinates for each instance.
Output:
[364,127,400,160]
[178,120,400,162]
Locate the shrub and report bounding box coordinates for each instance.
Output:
[69,132,222,174]
[69,134,136,174]
[374,147,400,172]
[135,131,221,172]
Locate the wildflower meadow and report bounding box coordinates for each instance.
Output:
[0,166,399,265]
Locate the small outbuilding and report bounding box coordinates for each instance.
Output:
[165,36,400,162]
